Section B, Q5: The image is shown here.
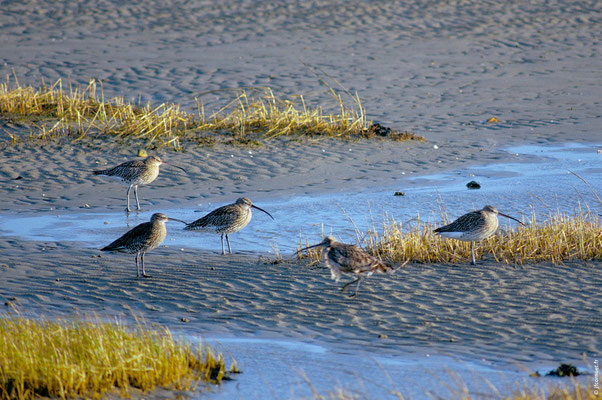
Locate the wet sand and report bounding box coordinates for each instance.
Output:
[1,0,601,398]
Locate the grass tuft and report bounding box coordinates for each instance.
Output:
[370,210,602,265]
[297,210,602,265]
[0,75,422,149]
[505,381,598,400]
[303,377,597,400]
[0,314,234,400]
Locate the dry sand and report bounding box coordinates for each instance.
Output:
[1,0,601,398]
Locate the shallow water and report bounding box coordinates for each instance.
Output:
[196,336,590,399]
[1,143,600,255]
[0,144,599,399]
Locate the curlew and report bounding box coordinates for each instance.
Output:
[434,205,524,265]
[184,197,274,254]
[295,235,395,297]
[93,155,185,212]
[101,213,186,277]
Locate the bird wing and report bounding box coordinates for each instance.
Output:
[329,243,393,274]
[185,205,238,230]
[94,159,145,178]
[101,222,152,252]
[435,210,482,233]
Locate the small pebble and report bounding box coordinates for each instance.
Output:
[181,317,190,323]
[378,334,388,339]
[137,149,148,157]
[394,191,406,196]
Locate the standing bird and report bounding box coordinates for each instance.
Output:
[184,197,274,254]
[295,235,395,297]
[101,213,186,277]
[434,205,524,265]
[93,155,186,212]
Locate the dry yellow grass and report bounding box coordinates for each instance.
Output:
[297,210,602,266]
[504,381,598,400]
[302,379,597,400]
[0,314,234,400]
[0,75,421,149]
[369,210,602,265]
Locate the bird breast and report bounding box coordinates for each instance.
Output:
[132,165,160,185]
[144,222,167,252]
[220,208,252,233]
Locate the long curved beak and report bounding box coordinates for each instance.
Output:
[167,217,188,224]
[498,212,525,226]
[163,162,187,173]
[252,205,274,220]
[293,242,321,256]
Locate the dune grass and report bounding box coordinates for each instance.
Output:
[0,314,235,400]
[297,209,602,266]
[0,74,421,149]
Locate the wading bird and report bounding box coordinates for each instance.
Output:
[434,205,524,264]
[101,213,186,277]
[295,235,395,297]
[184,197,274,254]
[93,155,186,212]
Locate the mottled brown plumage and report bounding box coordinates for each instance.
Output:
[101,213,186,277]
[93,155,185,212]
[435,205,523,264]
[185,197,274,254]
[296,235,395,297]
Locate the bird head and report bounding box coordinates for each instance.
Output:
[483,205,524,226]
[294,235,336,256]
[151,213,187,225]
[236,197,274,220]
[145,155,163,166]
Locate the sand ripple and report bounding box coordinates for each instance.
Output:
[1,238,599,364]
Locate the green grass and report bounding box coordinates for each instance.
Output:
[0,314,236,400]
[0,74,422,149]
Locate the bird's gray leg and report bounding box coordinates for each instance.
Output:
[225,234,232,254]
[470,242,476,265]
[220,234,226,255]
[126,185,133,212]
[135,252,140,277]
[134,185,141,210]
[141,252,150,278]
[350,277,363,298]
[341,277,360,294]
